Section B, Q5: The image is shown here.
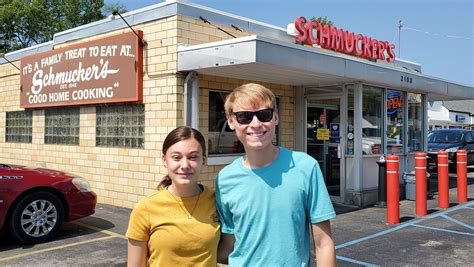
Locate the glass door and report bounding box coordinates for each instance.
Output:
[306,100,342,199]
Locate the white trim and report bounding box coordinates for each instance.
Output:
[207,155,241,165]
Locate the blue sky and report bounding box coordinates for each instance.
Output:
[106,0,473,86]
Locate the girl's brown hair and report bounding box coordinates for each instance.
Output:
[157,126,206,189]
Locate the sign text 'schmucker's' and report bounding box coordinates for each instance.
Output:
[20,31,143,108]
[289,17,395,63]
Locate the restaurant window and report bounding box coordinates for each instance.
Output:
[96,104,145,148]
[6,110,33,143]
[208,90,279,155]
[387,90,404,154]
[362,86,383,155]
[45,107,80,145]
[408,93,423,152]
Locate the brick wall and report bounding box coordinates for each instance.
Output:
[0,15,295,208]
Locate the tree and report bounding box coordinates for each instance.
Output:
[102,1,127,16]
[310,16,333,26]
[0,0,125,53]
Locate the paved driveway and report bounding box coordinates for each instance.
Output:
[0,205,130,266]
[1,173,473,266]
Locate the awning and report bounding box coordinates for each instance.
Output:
[178,35,473,101]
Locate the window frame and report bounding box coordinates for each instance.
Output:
[386,89,405,154]
[6,110,33,143]
[361,85,383,155]
[96,103,145,149]
[44,107,80,145]
[407,93,423,152]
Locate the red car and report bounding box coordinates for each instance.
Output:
[0,163,97,244]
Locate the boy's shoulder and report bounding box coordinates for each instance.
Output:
[281,147,316,163]
[218,156,243,175]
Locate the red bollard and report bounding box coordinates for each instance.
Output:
[386,155,399,224]
[456,150,468,203]
[437,151,449,208]
[415,152,427,216]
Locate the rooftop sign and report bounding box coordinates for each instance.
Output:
[288,17,395,63]
[20,31,143,108]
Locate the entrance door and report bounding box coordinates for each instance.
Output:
[306,97,343,200]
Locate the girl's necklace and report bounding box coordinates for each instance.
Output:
[167,187,202,219]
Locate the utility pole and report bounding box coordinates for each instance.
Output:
[398,20,403,58]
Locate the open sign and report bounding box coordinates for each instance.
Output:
[387,91,402,115]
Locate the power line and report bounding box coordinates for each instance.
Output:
[403,26,471,40]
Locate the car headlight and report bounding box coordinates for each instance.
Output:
[72,177,92,192]
[445,147,459,152]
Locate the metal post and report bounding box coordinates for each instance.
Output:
[387,155,400,224]
[437,151,449,208]
[415,152,427,216]
[456,150,468,203]
[375,156,387,207]
[398,20,403,58]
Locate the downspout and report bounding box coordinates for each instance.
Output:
[183,71,199,128]
[294,86,305,152]
[354,83,364,205]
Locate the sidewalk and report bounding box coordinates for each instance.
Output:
[332,174,474,266]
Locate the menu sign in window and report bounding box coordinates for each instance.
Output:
[20,31,143,108]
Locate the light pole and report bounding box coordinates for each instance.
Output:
[398,20,403,58]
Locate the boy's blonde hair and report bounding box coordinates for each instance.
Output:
[224,83,277,117]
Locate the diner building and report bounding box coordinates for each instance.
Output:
[1,0,473,208]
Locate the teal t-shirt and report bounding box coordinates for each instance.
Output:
[216,147,336,266]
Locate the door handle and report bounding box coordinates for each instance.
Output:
[337,143,341,159]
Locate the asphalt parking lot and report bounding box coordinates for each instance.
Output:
[1,172,473,266]
[0,204,131,266]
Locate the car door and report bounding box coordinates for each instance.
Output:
[0,165,27,228]
[464,132,474,165]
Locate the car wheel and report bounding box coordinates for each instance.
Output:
[9,192,64,244]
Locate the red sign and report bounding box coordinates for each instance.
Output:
[387,91,402,115]
[20,31,143,108]
[387,96,402,110]
[292,17,395,63]
[319,114,326,122]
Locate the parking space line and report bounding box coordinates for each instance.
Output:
[336,201,474,250]
[411,224,474,236]
[335,223,410,250]
[72,221,127,240]
[440,214,474,230]
[0,236,116,263]
[336,255,380,266]
[425,201,474,219]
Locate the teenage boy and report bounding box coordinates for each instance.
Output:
[216,83,336,266]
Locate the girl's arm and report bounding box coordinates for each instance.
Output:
[127,238,147,267]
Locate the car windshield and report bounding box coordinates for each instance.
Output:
[427,131,463,143]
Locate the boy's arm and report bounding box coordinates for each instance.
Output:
[311,220,336,267]
[217,233,235,264]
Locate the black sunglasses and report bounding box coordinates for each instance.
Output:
[232,108,274,124]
